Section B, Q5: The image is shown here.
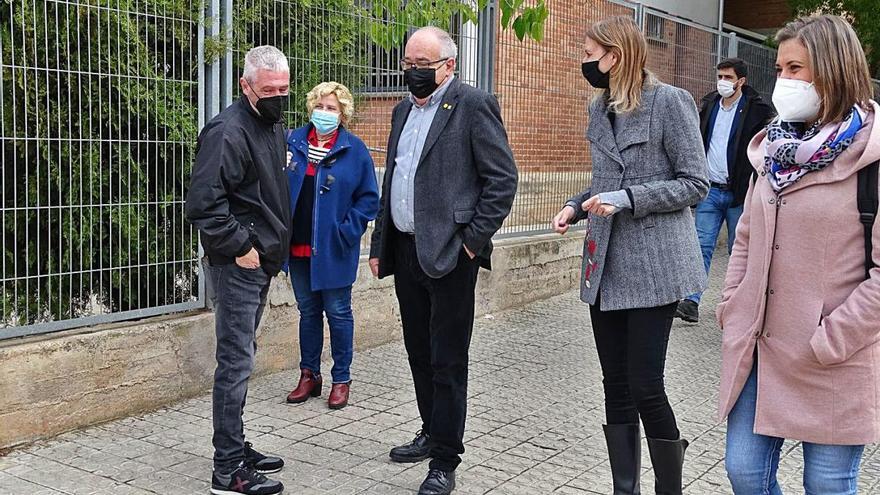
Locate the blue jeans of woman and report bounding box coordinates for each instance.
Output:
[289,258,354,384]
[726,362,864,494]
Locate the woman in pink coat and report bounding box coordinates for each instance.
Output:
[717,14,880,494]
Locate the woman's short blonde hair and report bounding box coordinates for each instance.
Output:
[586,16,650,113]
[306,81,355,125]
[776,15,873,124]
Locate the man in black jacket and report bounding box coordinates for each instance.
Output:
[185,45,291,495]
[369,27,517,495]
[676,58,773,323]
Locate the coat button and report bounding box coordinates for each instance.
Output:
[769,198,776,204]
[769,289,775,295]
[774,244,780,250]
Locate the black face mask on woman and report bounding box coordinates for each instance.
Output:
[581,60,610,89]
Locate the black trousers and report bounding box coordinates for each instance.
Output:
[589,295,680,440]
[393,233,480,472]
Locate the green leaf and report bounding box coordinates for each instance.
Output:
[512,15,527,41]
[500,0,514,28]
[531,17,545,42]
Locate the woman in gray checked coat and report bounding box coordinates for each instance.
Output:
[552,16,708,495]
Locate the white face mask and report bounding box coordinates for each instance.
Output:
[717,80,736,98]
[772,78,822,122]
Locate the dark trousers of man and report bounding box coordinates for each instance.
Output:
[205,260,271,472]
[393,232,480,472]
[589,295,680,440]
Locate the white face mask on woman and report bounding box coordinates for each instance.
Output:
[772,78,822,122]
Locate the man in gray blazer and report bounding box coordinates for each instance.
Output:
[369,26,518,495]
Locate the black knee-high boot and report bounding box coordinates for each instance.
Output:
[603,424,642,495]
[646,437,688,495]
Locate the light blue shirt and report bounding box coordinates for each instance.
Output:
[390,75,455,233]
[706,95,741,184]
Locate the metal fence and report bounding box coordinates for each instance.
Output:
[1,0,785,338]
[1,0,203,338]
[638,5,777,106]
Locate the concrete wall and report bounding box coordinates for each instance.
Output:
[0,233,584,449]
[641,0,721,29]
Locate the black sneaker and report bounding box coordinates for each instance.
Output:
[389,430,432,463]
[245,441,284,474]
[211,462,284,495]
[675,299,699,323]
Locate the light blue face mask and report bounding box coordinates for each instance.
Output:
[311,109,340,135]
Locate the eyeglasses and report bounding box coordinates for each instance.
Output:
[399,58,449,71]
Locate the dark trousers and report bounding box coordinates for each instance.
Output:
[204,260,271,472]
[393,233,480,472]
[590,295,680,440]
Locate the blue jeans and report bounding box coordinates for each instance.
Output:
[726,363,864,494]
[289,258,354,384]
[687,186,743,304]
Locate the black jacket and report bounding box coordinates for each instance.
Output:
[699,85,774,207]
[185,98,292,276]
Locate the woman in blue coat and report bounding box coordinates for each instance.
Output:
[285,82,379,409]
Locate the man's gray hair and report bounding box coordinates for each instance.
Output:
[413,26,458,60]
[242,45,289,82]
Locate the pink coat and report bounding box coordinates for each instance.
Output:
[717,101,880,445]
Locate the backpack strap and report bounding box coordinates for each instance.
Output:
[857,160,879,279]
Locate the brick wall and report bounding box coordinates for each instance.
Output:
[725,0,790,31]
[347,96,398,167]
[493,0,636,174]
[643,14,716,101]
[349,0,720,176]
[349,0,635,175]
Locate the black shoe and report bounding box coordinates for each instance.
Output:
[244,442,284,474]
[389,430,432,463]
[211,462,284,495]
[674,300,699,323]
[646,437,689,495]
[603,424,642,495]
[418,469,456,495]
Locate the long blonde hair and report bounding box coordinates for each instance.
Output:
[585,16,650,113]
[776,15,873,124]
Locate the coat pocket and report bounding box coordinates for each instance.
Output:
[454,209,475,225]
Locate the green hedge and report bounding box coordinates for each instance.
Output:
[1,0,370,328]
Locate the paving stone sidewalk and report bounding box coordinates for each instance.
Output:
[2,252,879,494]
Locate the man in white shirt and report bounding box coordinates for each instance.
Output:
[676,58,774,323]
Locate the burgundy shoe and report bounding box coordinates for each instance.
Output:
[328,382,350,409]
[286,369,322,403]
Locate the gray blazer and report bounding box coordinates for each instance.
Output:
[567,82,709,310]
[370,78,518,279]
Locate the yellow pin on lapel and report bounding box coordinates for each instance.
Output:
[442,103,453,110]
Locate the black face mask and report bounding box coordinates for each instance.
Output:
[581,61,610,89]
[404,68,440,99]
[254,94,288,124]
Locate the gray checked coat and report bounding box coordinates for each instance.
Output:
[567,81,709,311]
